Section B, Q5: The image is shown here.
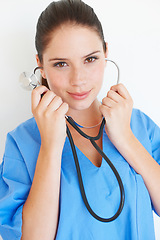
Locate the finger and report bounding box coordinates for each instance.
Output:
[99,104,110,119]
[47,96,63,112]
[106,90,122,103]
[32,86,49,111]
[102,96,116,108]
[110,83,131,100]
[56,102,69,116]
[40,90,57,108]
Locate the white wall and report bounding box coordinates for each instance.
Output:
[0,0,160,239]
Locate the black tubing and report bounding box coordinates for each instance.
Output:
[66,119,125,222]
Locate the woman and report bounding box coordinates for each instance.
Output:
[0,0,160,239]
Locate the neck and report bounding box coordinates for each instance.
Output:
[67,99,102,128]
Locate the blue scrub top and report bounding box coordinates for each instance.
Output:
[0,109,160,240]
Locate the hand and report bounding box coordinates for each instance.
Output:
[99,83,133,148]
[32,86,69,152]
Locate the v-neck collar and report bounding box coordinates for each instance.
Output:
[63,126,108,170]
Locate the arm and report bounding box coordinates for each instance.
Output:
[21,86,68,240]
[0,143,31,240]
[99,83,160,216]
[118,131,160,216]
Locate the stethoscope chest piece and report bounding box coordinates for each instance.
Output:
[19,71,40,91]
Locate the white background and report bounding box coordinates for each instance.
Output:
[0,0,160,239]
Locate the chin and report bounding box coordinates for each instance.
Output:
[69,103,90,111]
[67,98,96,112]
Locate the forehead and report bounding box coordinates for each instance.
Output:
[43,24,104,58]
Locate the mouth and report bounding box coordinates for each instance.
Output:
[67,90,92,100]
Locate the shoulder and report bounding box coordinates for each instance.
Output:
[131,108,158,131]
[131,108,160,145]
[4,117,40,160]
[3,118,41,181]
[9,117,40,143]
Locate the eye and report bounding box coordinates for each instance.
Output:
[85,56,98,63]
[54,62,68,68]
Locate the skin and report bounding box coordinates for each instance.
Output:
[21,24,160,240]
[38,25,107,117]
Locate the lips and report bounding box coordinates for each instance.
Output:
[68,90,91,100]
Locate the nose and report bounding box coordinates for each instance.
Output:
[70,66,87,86]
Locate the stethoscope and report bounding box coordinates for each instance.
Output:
[19,58,125,222]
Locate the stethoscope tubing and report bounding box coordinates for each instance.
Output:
[66,117,125,222]
[66,116,105,140]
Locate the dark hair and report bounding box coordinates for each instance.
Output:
[35,0,106,86]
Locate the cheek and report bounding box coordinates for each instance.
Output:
[91,65,105,86]
[48,80,65,94]
[45,71,66,93]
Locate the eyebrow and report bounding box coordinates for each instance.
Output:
[48,50,101,62]
[84,50,101,58]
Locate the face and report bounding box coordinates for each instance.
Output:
[37,24,107,112]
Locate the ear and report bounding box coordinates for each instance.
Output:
[36,54,46,79]
[105,42,108,58]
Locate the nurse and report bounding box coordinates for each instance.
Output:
[0,0,160,239]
